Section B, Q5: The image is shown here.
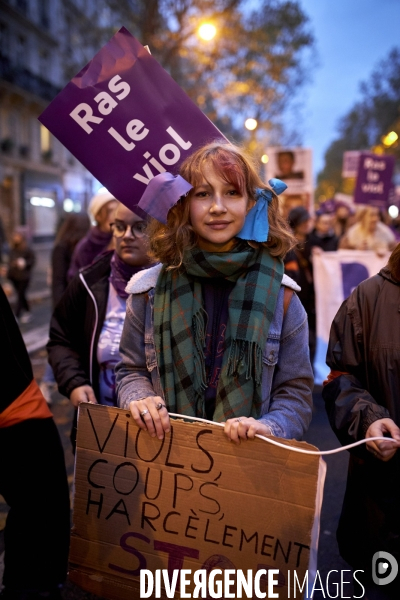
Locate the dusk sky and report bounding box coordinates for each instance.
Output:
[296,0,400,179]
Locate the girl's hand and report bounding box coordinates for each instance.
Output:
[224,417,272,444]
[129,396,170,440]
[70,385,97,407]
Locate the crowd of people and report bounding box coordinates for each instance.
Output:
[0,141,399,600]
[284,200,397,367]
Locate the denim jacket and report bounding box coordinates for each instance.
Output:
[116,264,313,440]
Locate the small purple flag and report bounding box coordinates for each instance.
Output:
[354,152,395,208]
[39,27,226,212]
[138,173,192,224]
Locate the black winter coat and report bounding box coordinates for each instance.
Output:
[7,246,35,282]
[47,252,112,401]
[323,267,400,572]
[51,241,74,307]
[0,286,34,413]
[308,229,339,252]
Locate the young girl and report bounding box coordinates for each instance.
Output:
[116,142,313,442]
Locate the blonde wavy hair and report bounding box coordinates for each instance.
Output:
[147,142,296,268]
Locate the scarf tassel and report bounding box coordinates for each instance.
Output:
[192,309,208,394]
[227,340,263,384]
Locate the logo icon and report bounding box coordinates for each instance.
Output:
[372,551,398,586]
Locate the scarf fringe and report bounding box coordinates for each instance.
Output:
[227,340,263,384]
[154,247,283,421]
[192,307,208,394]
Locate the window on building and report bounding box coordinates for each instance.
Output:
[18,114,30,158]
[39,48,50,76]
[0,22,9,56]
[65,14,73,55]
[40,124,51,153]
[16,0,29,14]
[1,111,17,154]
[15,35,27,67]
[39,0,50,29]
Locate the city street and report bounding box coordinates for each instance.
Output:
[1,2,399,598]
[0,293,357,599]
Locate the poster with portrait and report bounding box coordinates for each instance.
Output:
[264,147,314,217]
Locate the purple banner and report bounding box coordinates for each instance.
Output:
[354,152,395,208]
[39,27,226,211]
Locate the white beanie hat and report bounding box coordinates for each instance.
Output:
[88,189,116,222]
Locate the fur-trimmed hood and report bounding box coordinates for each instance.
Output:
[125,263,300,295]
[126,263,163,294]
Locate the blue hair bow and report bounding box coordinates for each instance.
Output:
[236,178,287,242]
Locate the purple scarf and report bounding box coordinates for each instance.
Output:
[109,251,146,299]
[68,226,112,280]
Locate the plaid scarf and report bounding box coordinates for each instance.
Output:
[153,243,283,421]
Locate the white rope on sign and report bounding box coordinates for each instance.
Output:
[168,412,398,456]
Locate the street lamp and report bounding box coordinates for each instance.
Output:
[382,131,398,147]
[245,118,258,131]
[198,23,217,41]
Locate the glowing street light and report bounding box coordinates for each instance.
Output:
[245,118,258,131]
[382,131,399,147]
[198,23,217,41]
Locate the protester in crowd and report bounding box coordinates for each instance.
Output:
[48,203,153,449]
[332,200,355,239]
[308,210,339,253]
[7,230,35,323]
[68,189,118,278]
[116,142,313,442]
[318,198,355,240]
[284,206,316,365]
[323,242,400,599]
[0,285,70,600]
[39,212,91,403]
[51,212,91,305]
[339,205,396,254]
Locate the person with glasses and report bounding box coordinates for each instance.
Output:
[47,203,153,450]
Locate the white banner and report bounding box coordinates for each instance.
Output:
[313,250,389,384]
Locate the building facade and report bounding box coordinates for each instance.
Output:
[0,0,106,243]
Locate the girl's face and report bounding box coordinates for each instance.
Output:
[189,164,250,252]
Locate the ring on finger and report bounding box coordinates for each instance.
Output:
[156,402,166,411]
[236,418,242,422]
[140,409,149,417]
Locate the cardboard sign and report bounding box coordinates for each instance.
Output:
[354,152,395,208]
[342,150,361,179]
[70,405,324,599]
[38,27,225,211]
